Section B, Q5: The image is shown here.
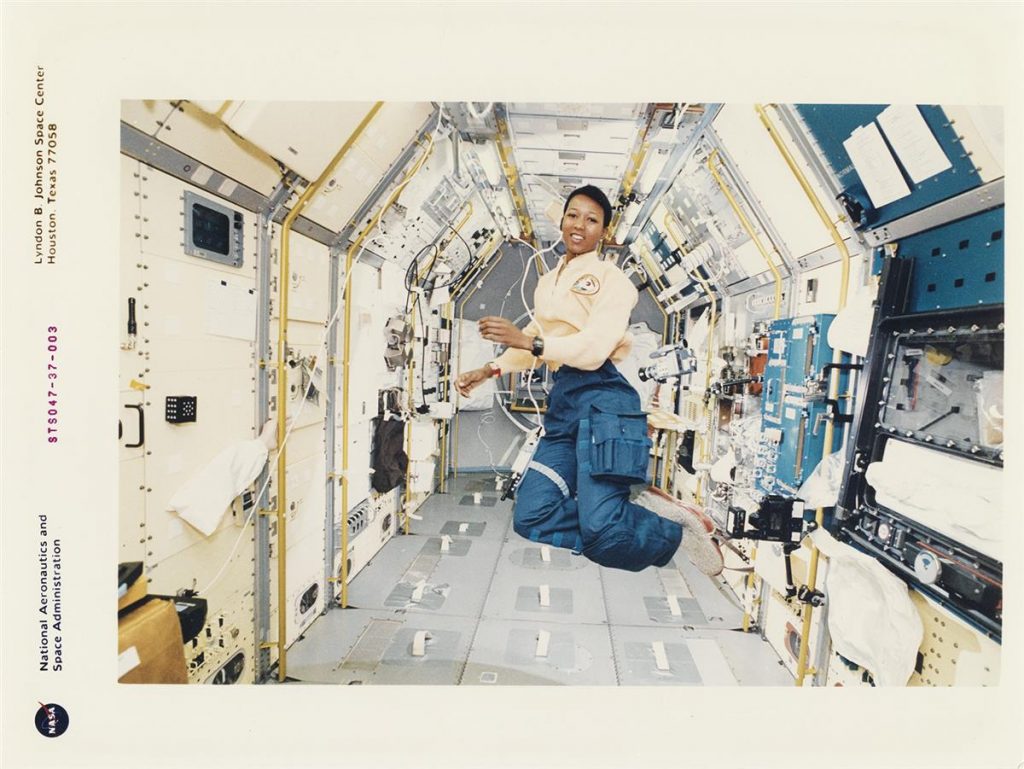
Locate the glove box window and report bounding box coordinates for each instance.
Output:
[878,326,1003,463]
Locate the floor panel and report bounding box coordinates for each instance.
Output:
[285,473,792,686]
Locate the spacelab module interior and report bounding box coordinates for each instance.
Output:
[118,101,1004,686]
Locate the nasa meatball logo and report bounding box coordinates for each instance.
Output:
[571,274,600,295]
[34,702,69,738]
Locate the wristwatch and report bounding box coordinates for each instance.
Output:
[531,336,545,357]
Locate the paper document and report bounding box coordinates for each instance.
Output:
[877,105,952,183]
[843,123,911,208]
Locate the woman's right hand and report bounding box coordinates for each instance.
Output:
[455,366,492,398]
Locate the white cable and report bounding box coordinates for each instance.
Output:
[201,107,448,596]
[467,235,556,476]
[476,410,502,476]
[510,236,561,421]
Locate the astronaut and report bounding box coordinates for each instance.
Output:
[456,185,723,575]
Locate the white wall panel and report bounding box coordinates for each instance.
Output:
[121,157,148,389]
[712,105,838,262]
[274,422,323,467]
[302,102,435,233]
[269,320,328,350]
[338,421,373,509]
[139,165,260,274]
[409,419,438,461]
[792,249,868,317]
[140,254,257,375]
[731,239,780,279]
[284,453,328,544]
[121,145,261,687]
[379,260,410,309]
[409,459,436,494]
[159,101,283,196]
[272,230,330,323]
[146,519,253,597]
[285,528,326,646]
[275,343,327,431]
[122,100,282,196]
[145,523,256,684]
[305,96,434,231]
[301,144,384,232]
[345,261,391,428]
[119,456,147,563]
[147,481,249,566]
[760,582,827,679]
[142,367,256,563]
[347,489,400,581]
[223,101,379,182]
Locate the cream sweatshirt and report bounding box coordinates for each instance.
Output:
[491,250,637,373]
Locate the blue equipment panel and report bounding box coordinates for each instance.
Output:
[794,105,981,230]
[894,206,1004,313]
[755,315,846,497]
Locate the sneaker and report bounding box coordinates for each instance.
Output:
[634,487,723,576]
[679,530,724,577]
[634,486,715,535]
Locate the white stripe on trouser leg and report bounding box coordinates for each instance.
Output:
[527,461,570,498]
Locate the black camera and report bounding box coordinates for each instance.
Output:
[637,342,697,383]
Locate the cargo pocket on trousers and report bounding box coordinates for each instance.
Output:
[589,405,652,485]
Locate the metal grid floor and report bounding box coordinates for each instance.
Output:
[286,474,793,686]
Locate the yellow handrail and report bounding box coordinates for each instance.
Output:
[275,100,384,681]
[609,141,650,235]
[636,244,671,344]
[440,201,474,254]
[707,149,783,320]
[494,117,534,245]
[662,213,717,397]
[635,241,675,486]
[340,110,440,607]
[662,213,717,505]
[755,103,851,686]
[754,105,851,309]
[431,198,478,491]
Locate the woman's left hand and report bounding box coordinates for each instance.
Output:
[478,316,532,350]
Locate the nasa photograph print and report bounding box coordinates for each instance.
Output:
[3,4,1021,769]
[116,98,1004,690]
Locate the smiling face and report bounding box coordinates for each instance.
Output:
[561,193,607,257]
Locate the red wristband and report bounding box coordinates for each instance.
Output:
[487,363,502,378]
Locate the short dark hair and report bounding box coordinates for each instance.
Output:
[563,185,613,228]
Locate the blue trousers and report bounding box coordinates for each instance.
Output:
[512,361,683,571]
